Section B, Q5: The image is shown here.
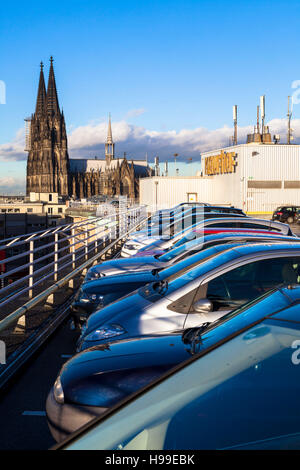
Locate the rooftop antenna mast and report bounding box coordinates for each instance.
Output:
[260,95,265,138]
[287,95,293,144]
[256,105,260,133]
[233,105,238,145]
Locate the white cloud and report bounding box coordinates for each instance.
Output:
[67,118,300,160]
[124,108,146,119]
[0,176,25,195]
[1,117,300,167]
[0,128,26,162]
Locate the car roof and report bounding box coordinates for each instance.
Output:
[164,241,300,289]
[226,241,300,257]
[201,216,284,224]
[191,217,288,230]
[199,232,299,243]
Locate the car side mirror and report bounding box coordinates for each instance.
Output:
[192,299,213,313]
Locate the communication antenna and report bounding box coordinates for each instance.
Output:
[154,156,160,176]
[233,105,238,145]
[287,96,293,144]
[164,160,168,177]
[260,95,265,135]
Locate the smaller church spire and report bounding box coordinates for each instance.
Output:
[107,113,113,144]
[105,113,115,165]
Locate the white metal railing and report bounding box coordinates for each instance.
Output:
[0,205,148,318]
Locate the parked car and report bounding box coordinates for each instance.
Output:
[71,239,247,327]
[122,207,247,258]
[150,205,246,225]
[272,206,300,224]
[53,284,300,448]
[77,242,300,352]
[138,207,246,236]
[295,209,300,224]
[84,231,299,282]
[132,224,292,258]
[122,216,295,257]
[73,233,300,327]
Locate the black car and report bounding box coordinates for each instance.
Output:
[272,206,300,224]
[48,284,300,443]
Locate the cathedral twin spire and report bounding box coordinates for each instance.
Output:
[27,57,69,197]
[35,62,46,117]
[35,57,60,118]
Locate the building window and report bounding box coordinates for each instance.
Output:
[58,208,63,213]
[49,194,52,202]
[187,193,197,203]
[27,208,33,213]
[48,207,53,214]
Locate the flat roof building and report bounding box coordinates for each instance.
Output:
[140,143,300,214]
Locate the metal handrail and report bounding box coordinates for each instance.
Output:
[0,207,132,251]
[0,209,149,333]
[0,205,148,312]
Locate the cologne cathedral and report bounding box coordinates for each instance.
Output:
[26,58,151,200]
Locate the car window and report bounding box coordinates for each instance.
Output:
[238,223,271,230]
[207,257,300,308]
[205,256,300,310]
[208,221,282,232]
[64,320,300,450]
[208,222,239,228]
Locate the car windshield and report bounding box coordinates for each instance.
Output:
[139,244,239,301]
[158,237,205,262]
[161,244,240,283]
[184,287,293,350]
[63,317,300,450]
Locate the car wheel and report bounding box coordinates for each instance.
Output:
[287,216,294,224]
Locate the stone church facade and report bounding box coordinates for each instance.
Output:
[26,59,151,200]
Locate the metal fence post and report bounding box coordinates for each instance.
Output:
[71,228,75,269]
[85,227,89,261]
[29,240,34,299]
[54,233,58,282]
[94,222,98,255]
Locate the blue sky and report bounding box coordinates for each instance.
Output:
[1,0,300,192]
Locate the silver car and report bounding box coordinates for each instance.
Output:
[77,242,300,351]
[84,232,300,281]
[121,216,294,257]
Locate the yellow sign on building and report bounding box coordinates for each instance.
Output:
[205,150,237,175]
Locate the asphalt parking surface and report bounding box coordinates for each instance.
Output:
[0,318,79,450]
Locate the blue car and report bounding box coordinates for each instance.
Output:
[77,242,300,352]
[54,284,300,449]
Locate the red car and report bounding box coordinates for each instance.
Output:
[134,226,291,257]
